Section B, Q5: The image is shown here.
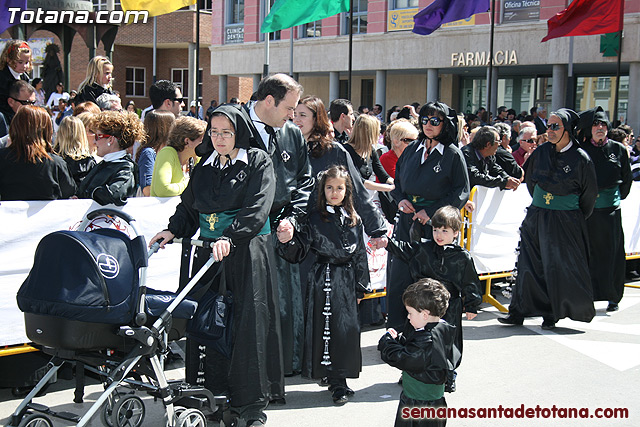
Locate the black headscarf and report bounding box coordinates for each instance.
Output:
[418,101,459,146]
[576,106,610,144]
[195,103,256,157]
[549,108,579,142]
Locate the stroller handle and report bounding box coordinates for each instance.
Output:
[172,237,214,249]
[86,208,135,224]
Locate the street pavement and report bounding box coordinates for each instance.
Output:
[1,282,638,427]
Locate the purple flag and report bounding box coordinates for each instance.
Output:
[0,0,28,35]
[413,0,490,35]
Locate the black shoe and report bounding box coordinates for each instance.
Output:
[269,397,286,405]
[247,420,265,427]
[626,270,640,281]
[319,377,329,387]
[331,387,349,405]
[606,302,619,312]
[345,386,355,396]
[541,318,556,330]
[497,315,524,325]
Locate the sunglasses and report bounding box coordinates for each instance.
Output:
[421,116,442,126]
[10,96,35,106]
[400,137,414,143]
[171,97,184,103]
[547,123,562,131]
[95,133,112,140]
[522,138,536,144]
[592,120,607,127]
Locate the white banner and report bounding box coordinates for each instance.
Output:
[0,198,182,347]
[469,182,640,274]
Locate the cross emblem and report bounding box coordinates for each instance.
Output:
[205,213,219,231]
[543,192,554,205]
[281,150,290,162]
[412,196,419,203]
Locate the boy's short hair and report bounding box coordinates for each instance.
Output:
[402,278,450,318]
[431,205,462,232]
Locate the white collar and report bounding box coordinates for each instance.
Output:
[560,140,573,153]
[249,104,281,132]
[418,140,444,156]
[102,149,127,162]
[326,205,348,216]
[203,148,248,167]
[9,67,21,80]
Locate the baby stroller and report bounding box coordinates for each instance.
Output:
[8,208,233,427]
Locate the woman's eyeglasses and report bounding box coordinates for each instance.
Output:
[421,116,442,127]
[209,129,235,139]
[522,139,536,144]
[95,133,112,140]
[547,123,562,131]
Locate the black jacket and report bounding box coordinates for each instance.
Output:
[0,148,76,200]
[74,83,112,105]
[379,321,457,386]
[76,155,137,206]
[0,66,28,119]
[494,146,524,180]
[461,144,510,189]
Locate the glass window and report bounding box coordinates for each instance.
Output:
[93,1,122,11]
[198,0,213,10]
[172,68,204,110]
[228,0,244,24]
[301,21,321,38]
[344,0,368,35]
[392,0,418,9]
[125,67,145,97]
[576,76,629,123]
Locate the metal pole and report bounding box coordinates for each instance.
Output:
[152,17,157,83]
[613,30,622,124]
[348,0,353,101]
[487,0,496,114]
[263,2,270,78]
[196,1,200,109]
[290,26,294,77]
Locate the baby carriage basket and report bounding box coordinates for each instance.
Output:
[9,208,232,427]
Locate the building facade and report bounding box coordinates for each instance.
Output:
[209,0,640,130]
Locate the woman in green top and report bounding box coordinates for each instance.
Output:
[150,116,206,197]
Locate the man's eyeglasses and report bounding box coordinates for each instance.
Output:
[522,139,536,144]
[400,137,414,143]
[421,116,442,127]
[171,97,184,104]
[592,120,607,127]
[547,123,563,131]
[10,96,35,106]
[208,129,235,139]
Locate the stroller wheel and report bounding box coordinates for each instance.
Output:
[111,395,145,427]
[177,408,206,427]
[18,413,54,427]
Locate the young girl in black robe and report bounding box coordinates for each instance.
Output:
[278,165,370,405]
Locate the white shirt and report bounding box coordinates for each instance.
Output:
[102,149,128,162]
[203,148,248,169]
[249,105,280,150]
[326,205,349,225]
[417,140,444,164]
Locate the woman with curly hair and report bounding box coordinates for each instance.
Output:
[76,111,145,205]
[0,105,75,200]
[150,116,205,197]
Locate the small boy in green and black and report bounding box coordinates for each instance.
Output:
[378,278,457,427]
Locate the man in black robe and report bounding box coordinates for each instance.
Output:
[461,126,520,190]
[244,74,313,380]
[499,109,597,329]
[494,122,524,179]
[576,107,632,312]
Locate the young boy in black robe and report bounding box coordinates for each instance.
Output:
[379,278,457,427]
[381,205,481,390]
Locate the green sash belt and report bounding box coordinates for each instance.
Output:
[532,185,579,210]
[409,195,436,208]
[199,209,271,239]
[595,186,620,209]
[402,372,445,401]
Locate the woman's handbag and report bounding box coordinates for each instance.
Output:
[186,262,233,358]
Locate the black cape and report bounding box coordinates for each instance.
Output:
[169,146,284,407]
[388,140,470,330]
[74,83,113,105]
[580,139,632,303]
[75,155,137,206]
[510,141,598,322]
[386,238,481,366]
[461,144,510,189]
[278,209,369,380]
[494,146,523,180]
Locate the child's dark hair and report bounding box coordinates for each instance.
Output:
[431,205,462,233]
[402,278,450,318]
[317,165,358,227]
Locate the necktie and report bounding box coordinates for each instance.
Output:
[264,124,277,149]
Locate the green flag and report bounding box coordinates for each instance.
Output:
[261,0,350,33]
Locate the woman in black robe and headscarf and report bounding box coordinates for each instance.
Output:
[387,101,470,331]
[499,108,598,330]
[576,107,632,312]
[150,104,283,426]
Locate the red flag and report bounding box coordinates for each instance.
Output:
[542,0,624,42]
